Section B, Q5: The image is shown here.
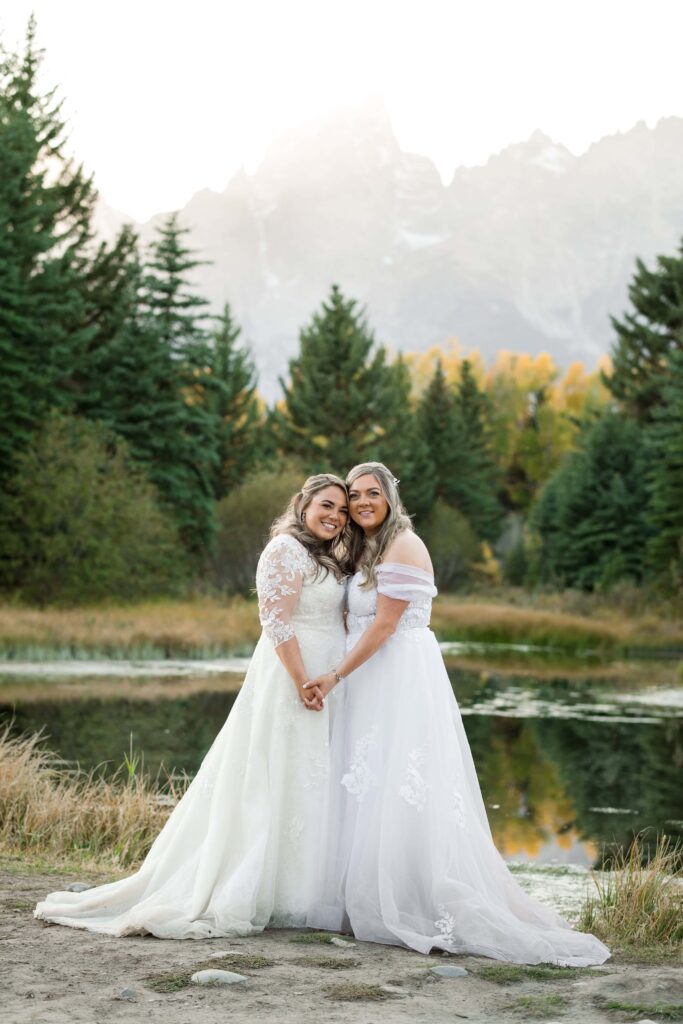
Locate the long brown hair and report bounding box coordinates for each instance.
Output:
[346,461,412,587]
[270,473,351,580]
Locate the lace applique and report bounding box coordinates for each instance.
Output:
[279,689,303,728]
[453,790,468,830]
[304,749,329,790]
[285,817,305,846]
[255,535,312,647]
[398,748,429,812]
[341,725,378,802]
[435,905,457,945]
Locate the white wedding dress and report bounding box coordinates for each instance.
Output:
[307,562,610,966]
[35,534,346,939]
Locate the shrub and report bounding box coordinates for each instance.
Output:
[0,412,187,604]
[210,465,303,594]
[422,500,482,591]
[503,540,528,586]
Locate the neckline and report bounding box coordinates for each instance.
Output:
[353,561,435,581]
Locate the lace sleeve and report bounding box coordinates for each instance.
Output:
[376,562,438,602]
[255,535,311,648]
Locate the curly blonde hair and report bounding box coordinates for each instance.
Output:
[270,473,351,580]
[346,461,412,587]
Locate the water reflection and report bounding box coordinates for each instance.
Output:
[1,657,682,869]
[449,668,683,867]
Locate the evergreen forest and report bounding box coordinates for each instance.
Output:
[2,22,683,605]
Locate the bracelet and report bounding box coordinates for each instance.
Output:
[332,668,345,685]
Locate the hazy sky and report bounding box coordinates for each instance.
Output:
[2,0,682,221]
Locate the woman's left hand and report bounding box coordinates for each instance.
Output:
[304,671,337,699]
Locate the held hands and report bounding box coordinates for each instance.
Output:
[298,680,324,712]
[303,671,338,702]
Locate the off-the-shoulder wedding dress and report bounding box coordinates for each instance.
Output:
[35,534,346,939]
[308,562,609,966]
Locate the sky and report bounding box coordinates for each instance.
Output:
[2,0,682,221]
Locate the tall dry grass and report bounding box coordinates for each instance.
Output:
[1,589,682,660]
[431,597,683,650]
[579,834,683,953]
[0,724,184,868]
[0,598,261,659]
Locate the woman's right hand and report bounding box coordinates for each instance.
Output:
[299,681,324,711]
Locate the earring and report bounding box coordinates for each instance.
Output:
[301,512,306,523]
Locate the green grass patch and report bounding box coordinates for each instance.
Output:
[477,963,591,984]
[208,954,273,970]
[603,1001,683,1021]
[502,993,569,1017]
[145,953,273,992]
[290,954,360,970]
[145,971,193,993]
[326,982,391,1002]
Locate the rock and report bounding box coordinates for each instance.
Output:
[190,969,247,986]
[381,984,407,996]
[119,988,137,1000]
[330,937,356,948]
[430,965,468,979]
[66,882,92,893]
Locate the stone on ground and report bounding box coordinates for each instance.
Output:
[191,969,248,986]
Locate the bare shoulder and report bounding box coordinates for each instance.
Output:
[383,530,433,574]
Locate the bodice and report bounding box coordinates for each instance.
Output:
[256,533,345,647]
[346,562,437,636]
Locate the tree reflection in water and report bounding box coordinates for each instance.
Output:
[1,665,682,868]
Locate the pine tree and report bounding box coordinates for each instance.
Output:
[605,238,683,421]
[274,284,391,473]
[207,303,262,499]
[0,17,97,485]
[376,355,435,525]
[453,359,503,540]
[139,215,220,558]
[70,224,142,418]
[645,347,683,584]
[530,413,650,590]
[417,360,469,511]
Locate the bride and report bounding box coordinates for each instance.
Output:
[305,461,610,967]
[35,473,349,939]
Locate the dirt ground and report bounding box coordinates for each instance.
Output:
[3,868,682,1024]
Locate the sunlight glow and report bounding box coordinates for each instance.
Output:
[1,0,680,220]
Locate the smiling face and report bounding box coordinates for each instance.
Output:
[348,474,390,536]
[302,485,349,541]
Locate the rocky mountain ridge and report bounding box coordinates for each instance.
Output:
[97,104,683,395]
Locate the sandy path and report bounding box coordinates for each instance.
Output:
[3,868,682,1024]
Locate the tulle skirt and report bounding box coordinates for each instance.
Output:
[35,625,344,939]
[308,627,609,966]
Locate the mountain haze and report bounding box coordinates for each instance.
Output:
[99,103,683,395]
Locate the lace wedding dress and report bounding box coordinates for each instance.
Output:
[307,562,610,966]
[35,534,346,939]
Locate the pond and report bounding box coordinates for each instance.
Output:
[1,645,682,872]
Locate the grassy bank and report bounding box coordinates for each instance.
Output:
[431,599,683,651]
[0,598,261,660]
[1,590,683,659]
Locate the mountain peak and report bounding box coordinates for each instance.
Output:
[489,130,575,175]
